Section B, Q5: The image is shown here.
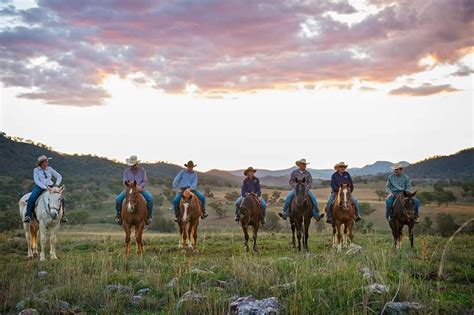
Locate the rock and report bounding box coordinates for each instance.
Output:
[228,296,282,315]
[37,271,48,278]
[360,267,375,282]
[105,284,133,295]
[304,252,317,259]
[384,301,424,314]
[166,277,178,288]
[18,309,39,315]
[15,299,27,311]
[346,245,363,255]
[135,288,151,296]
[130,295,143,306]
[367,283,389,294]
[135,280,146,287]
[190,268,215,276]
[271,282,297,293]
[57,300,70,311]
[176,291,204,310]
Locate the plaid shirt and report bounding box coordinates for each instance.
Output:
[386,173,412,195]
[289,169,313,191]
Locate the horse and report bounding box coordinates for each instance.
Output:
[121,180,147,256]
[178,188,201,252]
[289,178,313,251]
[19,186,64,261]
[331,183,355,251]
[389,191,417,250]
[238,193,263,252]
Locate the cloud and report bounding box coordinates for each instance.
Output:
[389,83,460,96]
[0,0,473,106]
[451,65,474,77]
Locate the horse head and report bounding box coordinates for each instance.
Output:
[338,182,351,210]
[401,190,417,221]
[124,180,140,213]
[182,188,195,223]
[48,186,65,220]
[294,177,307,207]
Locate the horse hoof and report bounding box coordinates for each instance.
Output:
[50,256,58,260]
[40,257,46,262]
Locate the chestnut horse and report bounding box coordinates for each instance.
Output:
[331,183,355,251]
[121,180,147,256]
[289,178,313,251]
[238,193,263,252]
[389,191,417,249]
[178,188,201,252]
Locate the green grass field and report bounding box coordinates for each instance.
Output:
[1,226,473,314]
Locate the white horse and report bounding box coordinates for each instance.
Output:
[19,186,64,261]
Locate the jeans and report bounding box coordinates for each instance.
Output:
[172,190,206,216]
[25,185,46,217]
[115,190,154,218]
[282,190,320,217]
[235,195,267,216]
[326,192,360,218]
[385,193,420,219]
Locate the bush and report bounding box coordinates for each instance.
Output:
[68,210,90,225]
[150,215,176,233]
[224,191,240,202]
[358,202,375,216]
[435,213,460,237]
[208,201,227,218]
[0,210,21,232]
[417,216,434,234]
[262,212,282,232]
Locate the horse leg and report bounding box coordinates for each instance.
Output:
[296,223,302,251]
[24,223,33,258]
[178,223,184,249]
[336,223,343,252]
[343,223,349,248]
[291,223,296,249]
[187,223,193,249]
[243,225,249,252]
[348,220,354,246]
[192,224,198,252]
[303,217,310,251]
[332,224,337,248]
[135,223,144,255]
[49,228,58,260]
[252,224,259,252]
[124,224,131,256]
[39,224,47,261]
[409,224,414,249]
[32,225,39,256]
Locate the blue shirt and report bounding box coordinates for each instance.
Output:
[173,170,198,191]
[241,177,261,197]
[386,173,412,195]
[33,166,62,189]
[330,171,354,192]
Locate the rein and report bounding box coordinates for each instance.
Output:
[42,192,62,220]
[395,193,414,218]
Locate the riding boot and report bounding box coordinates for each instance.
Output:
[414,216,420,223]
[146,216,152,225]
[234,214,240,221]
[201,207,208,219]
[60,216,69,223]
[355,215,362,222]
[115,214,122,225]
[326,216,332,224]
[23,216,31,223]
[278,212,287,220]
[261,217,266,225]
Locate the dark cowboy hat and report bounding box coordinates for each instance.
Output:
[244,167,257,176]
[184,160,197,167]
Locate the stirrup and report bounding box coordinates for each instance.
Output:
[23,216,31,223]
[278,212,287,220]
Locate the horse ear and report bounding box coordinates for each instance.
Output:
[302,177,306,183]
[295,178,299,183]
[411,190,417,197]
[133,180,137,186]
[124,181,129,187]
[59,185,65,193]
[403,191,407,197]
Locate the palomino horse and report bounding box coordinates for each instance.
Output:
[289,178,313,251]
[238,193,263,252]
[19,186,64,261]
[178,188,201,252]
[389,191,417,249]
[331,183,355,251]
[121,180,147,256]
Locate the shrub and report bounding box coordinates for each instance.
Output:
[68,210,90,225]
[0,209,21,232]
[435,213,459,237]
[224,191,240,202]
[262,212,282,232]
[208,201,227,218]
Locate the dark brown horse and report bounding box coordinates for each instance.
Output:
[121,180,147,256]
[331,183,355,251]
[178,188,201,252]
[238,193,263,252]
[389,191,417,249]
[290,178,313,251]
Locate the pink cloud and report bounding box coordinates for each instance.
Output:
[389,83,460,96]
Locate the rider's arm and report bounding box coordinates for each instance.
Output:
[241,179,246,196]
[386,177,393,195]
[330,173,339,192]
[138,168,148,189]
[256,178,262,196]
[50,167,62,186]
[306,172,313,191]
[33,168,47,189]
[347,173,354,192]
[289,171,296,189]
[173,171,183,191]
[405,175,412,192]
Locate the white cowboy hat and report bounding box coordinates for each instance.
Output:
[334,161,348,170]
[391,162,405,170]
[295,158,310,166]
[126,155,140,166]
[37,155,52,165]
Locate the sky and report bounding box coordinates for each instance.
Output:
[0,0,473,171]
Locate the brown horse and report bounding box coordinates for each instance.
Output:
[178,188,201,252]
[289,178,313,251]
[121,180,147,256]
[331,183,355,251]
[389,191,417,249]
[238,193,263,252]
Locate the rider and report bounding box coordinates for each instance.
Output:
[172,161,208,222]
[24,155,68,223]
[234,167,267,224]
[278,158,323,220]
[386,163,420,223]
[115,155,154,225]
[325,162,362,224]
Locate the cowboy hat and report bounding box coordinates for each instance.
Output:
[184,160,197,167]
[244,167,257,176]
[37,155,52,165]
[391,162,405,170]
[295,158,310,166]
[334,161,348,170]
[126,155,140,166]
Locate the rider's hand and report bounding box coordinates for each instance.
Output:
[137,186,144,192]
[387,193,392,198]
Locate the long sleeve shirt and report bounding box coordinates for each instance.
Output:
[173,170,198,191]
[123,166,148,189]
[241,177,262,197]
[289,169,313,191]
[386,173,412,195]
[330,171,354,192]
[33,166,62,189]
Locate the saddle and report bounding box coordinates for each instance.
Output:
[239,194,261,208]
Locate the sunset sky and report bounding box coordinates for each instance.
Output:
[1,0,473,171]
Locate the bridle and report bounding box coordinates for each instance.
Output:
[337,184,351,210]
[295,182,308,207]
[395,193,415,219]
[43,190,63,219]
